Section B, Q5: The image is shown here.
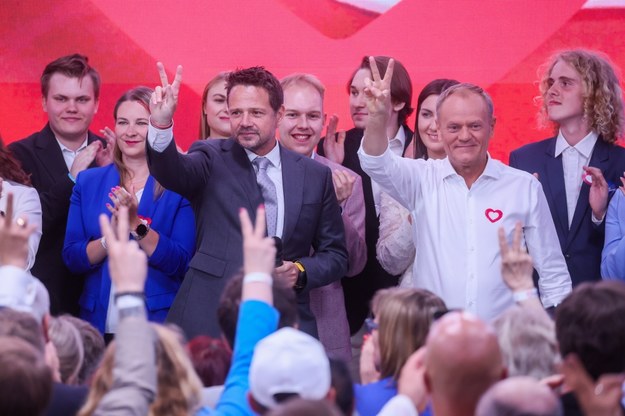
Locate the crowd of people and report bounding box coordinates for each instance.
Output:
[1,47,625,416]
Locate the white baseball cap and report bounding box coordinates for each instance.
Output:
[249,327,331,409]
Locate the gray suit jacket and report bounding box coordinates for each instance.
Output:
[147,138,348,339]
[94,308,156,416]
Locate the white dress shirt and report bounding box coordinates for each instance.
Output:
[358,145,572,321]
[555,130,599,226]
[372,126,406,215]
[56,136,88,171]
[0,181,42,271]
[147,122,285,238]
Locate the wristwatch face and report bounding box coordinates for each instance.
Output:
[136,223,149,238]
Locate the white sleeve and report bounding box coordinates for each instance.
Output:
[14,186,42,271]
[357,142,423,211]
[377,395,420,416]
[147,121,175,152]
[524,179,572,307]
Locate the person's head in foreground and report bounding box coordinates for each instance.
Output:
[248,327,332,414]
[475,376,562,416]
[424,311,506,416]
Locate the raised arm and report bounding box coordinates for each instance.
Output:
[601,183,625,279]
[93,207,156,416]
[362,56,395,156]
[498,222,549,320]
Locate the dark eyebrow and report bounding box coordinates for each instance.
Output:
[557,76,576,83]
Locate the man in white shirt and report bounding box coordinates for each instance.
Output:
[510,49,625,286]
[358,58,571,320]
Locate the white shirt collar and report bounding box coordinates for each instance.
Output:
[245,140,282,168]
[389,125,406,148]
[441,153,500,181]
[56,136,89,154]
[555,130,599,158]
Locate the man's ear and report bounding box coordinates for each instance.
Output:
[392,101,406,113]
[42,313,50,343]
[424,370,432,394]
[325,386,337,404]
[490,116,497,136]
[247,392,266,414]
[276,105,285,122]
[42,96,48,113]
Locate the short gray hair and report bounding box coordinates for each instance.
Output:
[492,306,560,380]
[436,82,494,120]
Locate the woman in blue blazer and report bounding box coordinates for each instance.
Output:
[63,86,195,335]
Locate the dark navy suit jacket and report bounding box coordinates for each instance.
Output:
[509,136,625,286]
[63,164,195,333]
[147,138,348,339]
[9,124,102,315]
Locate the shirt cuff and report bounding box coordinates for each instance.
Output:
[148,119,174,152]
[591,212,605,225]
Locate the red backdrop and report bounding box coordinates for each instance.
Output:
[1,0,624,162]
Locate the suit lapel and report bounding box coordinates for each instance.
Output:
[35,124,70,177]
[543,138,570,242]
[221,139,264,212]
[401,124,414,156]
[566,138,610,248]
[280,146,305,243]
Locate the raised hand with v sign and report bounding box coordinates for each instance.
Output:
[362,56,394,156]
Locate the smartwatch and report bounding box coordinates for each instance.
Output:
[131,216,151,241]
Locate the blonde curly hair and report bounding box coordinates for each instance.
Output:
[537,49,625,144]
[78,324,203,416]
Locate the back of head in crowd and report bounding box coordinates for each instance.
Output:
[48,315,85,385]
[555,280,625,380]
[266,398,342,416]
[329,358,354,416]
[62,315,105,386]
[187,335,232,387]
[0,336,52,416]
[0,307,45,353]
[78,324,203,416]
[217,271,298,348]
[425,311,506,416]
[372,287,446,380]
[538,49,624,143]
[248,327,331,413]
[475,376,562,416]
[493,305,559,380]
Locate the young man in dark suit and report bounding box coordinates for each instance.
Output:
[317,55,414,335]
[509,49,625,286]
[9,54,113,315]
[146,63,347,339]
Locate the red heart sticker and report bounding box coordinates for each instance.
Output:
[485,209,503,223]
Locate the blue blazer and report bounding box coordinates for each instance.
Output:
[510,137,625,286]
[63,164,195,333]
